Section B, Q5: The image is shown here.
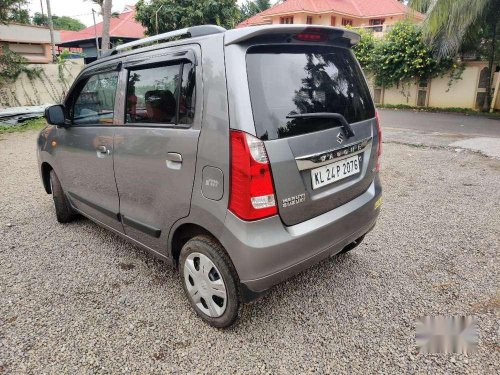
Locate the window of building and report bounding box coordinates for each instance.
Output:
[330,16,336,26]
[125,62,195,125]
[306,16,313,24]
[72,71,118,125]
[369,19,385,32]
[341,18,353,26]
[280,16,294,24]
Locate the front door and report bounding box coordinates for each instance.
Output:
[112,50,201,252]
[58,69,123,232]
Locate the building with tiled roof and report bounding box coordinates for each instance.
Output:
[237,0,424,35]
[58,5,146,63]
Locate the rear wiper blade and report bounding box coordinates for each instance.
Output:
[286,112,355,138]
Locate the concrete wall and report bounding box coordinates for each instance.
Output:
[0,61,84,108]
[367,62,498,110]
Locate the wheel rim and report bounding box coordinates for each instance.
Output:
[183,252,227,318]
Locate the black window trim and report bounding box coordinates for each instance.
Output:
[122,59,195,129]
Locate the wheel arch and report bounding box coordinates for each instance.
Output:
[41,162,53,194]
[169,223,221,268]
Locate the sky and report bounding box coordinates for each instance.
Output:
[29,0,247,27]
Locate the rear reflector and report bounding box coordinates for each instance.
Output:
[375,110,382,172]
[229,130,277,221]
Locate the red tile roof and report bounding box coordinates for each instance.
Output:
[60,5,145,43]
[237,0,423,28]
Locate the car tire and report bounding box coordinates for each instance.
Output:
[179,235,241,328]
[339,235,365,254]
[50,170,76,223]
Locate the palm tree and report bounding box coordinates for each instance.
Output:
[410,0,500,111]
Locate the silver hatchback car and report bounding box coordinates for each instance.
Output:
[38,24,382,328]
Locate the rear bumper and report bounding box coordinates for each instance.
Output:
[220,176,382,300]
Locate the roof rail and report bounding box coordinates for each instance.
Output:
[114,25,226,52]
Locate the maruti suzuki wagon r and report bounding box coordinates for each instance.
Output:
[38,24,382,328]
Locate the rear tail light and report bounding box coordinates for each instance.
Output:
[229,130,277,221]
[375,110,382,172]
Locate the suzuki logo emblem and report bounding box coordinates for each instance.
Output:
[337,132,345,144]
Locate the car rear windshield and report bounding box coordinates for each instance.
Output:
[246,45,375,140]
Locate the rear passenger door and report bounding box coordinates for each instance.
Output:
[113,47,201,253]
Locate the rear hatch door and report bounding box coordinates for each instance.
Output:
[246,44,378,226]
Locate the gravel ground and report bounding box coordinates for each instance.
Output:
[1,130,499,374]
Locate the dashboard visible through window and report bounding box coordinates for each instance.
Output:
[72,71,118,125]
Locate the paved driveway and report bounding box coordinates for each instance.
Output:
[379,109,500,159]
[1,130,499,373]
[378,109,500,137]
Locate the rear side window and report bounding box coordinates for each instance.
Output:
[72,71,118,125]
[246,45,375,140]
[125,62,195,126]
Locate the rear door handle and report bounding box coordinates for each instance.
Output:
[166,152,182,170]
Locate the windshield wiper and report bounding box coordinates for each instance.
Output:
[286,112,355,138]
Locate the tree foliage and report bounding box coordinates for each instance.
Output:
[32,13,86,31]
[0,0,29,24]
[410,0,499,110]
[136,0,241,35]
[352,21,456,88]
[350,28,377,68]
[0,49,40,86]
[240,0,271,19]
[410,0,496,57]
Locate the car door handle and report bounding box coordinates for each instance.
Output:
[96,145,110,158]
[166,152,182,170]
[166,152,182,162]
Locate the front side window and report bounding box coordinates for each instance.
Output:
[72,71,118,125]
[126,62,195,125]
[246,45,375,140]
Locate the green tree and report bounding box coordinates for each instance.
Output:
[135,0,241,35]
[32,12,86,30]
[369,21,455,88]
[0,0,29,24]
[240,0,271,19]
[351,27,377,68]
[410,0,500,110]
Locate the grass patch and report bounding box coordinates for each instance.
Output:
[0,117,47,134]
[377,104,500,118]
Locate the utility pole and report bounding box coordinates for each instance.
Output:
[92,9,100,57]
[45,0,57,62]
[155,4,164,35]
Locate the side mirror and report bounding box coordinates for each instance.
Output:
[45,105,67,127]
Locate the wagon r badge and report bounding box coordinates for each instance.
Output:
[337,132,344,144]
[282,193,306,208]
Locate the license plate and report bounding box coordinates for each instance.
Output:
[311,155,361,190]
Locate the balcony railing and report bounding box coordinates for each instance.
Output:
[351,24,392,35]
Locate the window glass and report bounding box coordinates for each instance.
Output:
[73,71,118,125]
[126,64,181,124]
[246,45,375,140]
